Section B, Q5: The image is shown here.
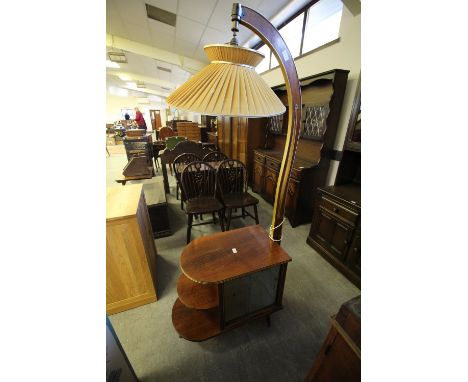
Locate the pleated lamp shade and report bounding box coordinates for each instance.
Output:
[166,44,286,117]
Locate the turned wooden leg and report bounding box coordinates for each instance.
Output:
[253,204,259,224]
[187,214,193,244]
[242,207,246,219]
[226,208,233,231]
[176,183,179,200]
[219,210,225,232]
[212,212,216,224]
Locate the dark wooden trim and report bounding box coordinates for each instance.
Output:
[275,263,288,306]
[218,283,225,330]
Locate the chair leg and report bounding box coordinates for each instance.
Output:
[200,214,203,221]
[176,183,179,200]
[180,198,184,210]
[212,212,216,224]
[253,204,259,224]
[219,210,225,232]
[187,214,193,244]
[242,207,246,219]
[226,207,233,231]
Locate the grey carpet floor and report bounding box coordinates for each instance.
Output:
[107,152,360,382]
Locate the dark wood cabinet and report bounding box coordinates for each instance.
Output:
[307,73,361,286]
[305,296,361,382]
[307,185,361,287]
[216,116,265,183]
[253,149,318,227]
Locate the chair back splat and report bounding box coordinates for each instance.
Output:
[217,159,248,197]
[181,161,217,201]
[202,151,228,163]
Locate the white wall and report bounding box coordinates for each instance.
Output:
[106,93,169,130]
[261,5,360,185]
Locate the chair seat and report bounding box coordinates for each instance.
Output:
[186,196,223,214]
[222,192,259,208]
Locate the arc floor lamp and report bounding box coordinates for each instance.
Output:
[167,3,302,244]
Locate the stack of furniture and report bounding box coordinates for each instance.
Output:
[305,295,361,381]
[253,69,349,227]
[306,75,361,287]
[106,184,158,314]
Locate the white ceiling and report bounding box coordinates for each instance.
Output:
[106,0,305,99]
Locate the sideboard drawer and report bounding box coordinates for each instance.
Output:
[320,196,358,226]
[254,152,265,164]
[266,157,280,171]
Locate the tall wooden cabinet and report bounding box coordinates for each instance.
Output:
[307,74,361,287]
[253,69,349,227]
[106,184,158,314]
[217,116,266,182]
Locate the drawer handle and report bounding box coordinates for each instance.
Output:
[353,248,358,252]
[344,240,348,245]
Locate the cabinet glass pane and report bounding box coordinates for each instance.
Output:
[223,266,280,323]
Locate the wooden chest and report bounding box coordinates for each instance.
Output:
[106,184,158,314]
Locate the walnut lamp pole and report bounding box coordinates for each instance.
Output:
[167,3,302,244]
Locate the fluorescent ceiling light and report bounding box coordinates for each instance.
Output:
[126,82,137,88]
[106,60,120,68]
[118,74,132,81]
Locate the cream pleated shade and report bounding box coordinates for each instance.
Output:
[166,44,286,117]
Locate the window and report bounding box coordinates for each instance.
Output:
[279,13,304,60]
[255,44,271,74]
[254,0,343,73]
[302,0,343,54]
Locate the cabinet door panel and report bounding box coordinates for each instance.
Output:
[314,209,353,261]
[253,161,265,194]
[264,168,278,204]
[346,231,361,276]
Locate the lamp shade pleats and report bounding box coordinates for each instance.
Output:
[166,44,286,117]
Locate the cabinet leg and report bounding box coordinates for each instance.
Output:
[253,204,259,224]
[266,315,271,327]
[186,214,193,244]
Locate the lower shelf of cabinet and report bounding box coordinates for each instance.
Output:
[306,236,361,288]
[176,273,218,309]
[172,298,221,341]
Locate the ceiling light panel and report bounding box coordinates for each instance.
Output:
[108,52,127,63]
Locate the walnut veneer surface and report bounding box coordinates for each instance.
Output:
[180,225,291,284]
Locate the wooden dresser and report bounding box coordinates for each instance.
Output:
[253,149,319,227]
[106,184,158,314]
[307,75,361,287]
[253,69,349,227]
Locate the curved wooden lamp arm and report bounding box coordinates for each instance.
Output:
[232,3,302,244]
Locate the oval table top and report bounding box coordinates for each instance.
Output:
[180,225,292,284]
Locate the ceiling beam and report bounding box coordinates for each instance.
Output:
[106,34,207,74]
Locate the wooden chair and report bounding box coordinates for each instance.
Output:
[172,153,201,209]
[159,126,175,141]
[217,159,259,230]
[180,161,225,243]
[165,136,187,175]
[202,151,228,163]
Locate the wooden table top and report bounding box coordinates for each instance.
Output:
[180,225,292,284]
[106,184,142,221]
